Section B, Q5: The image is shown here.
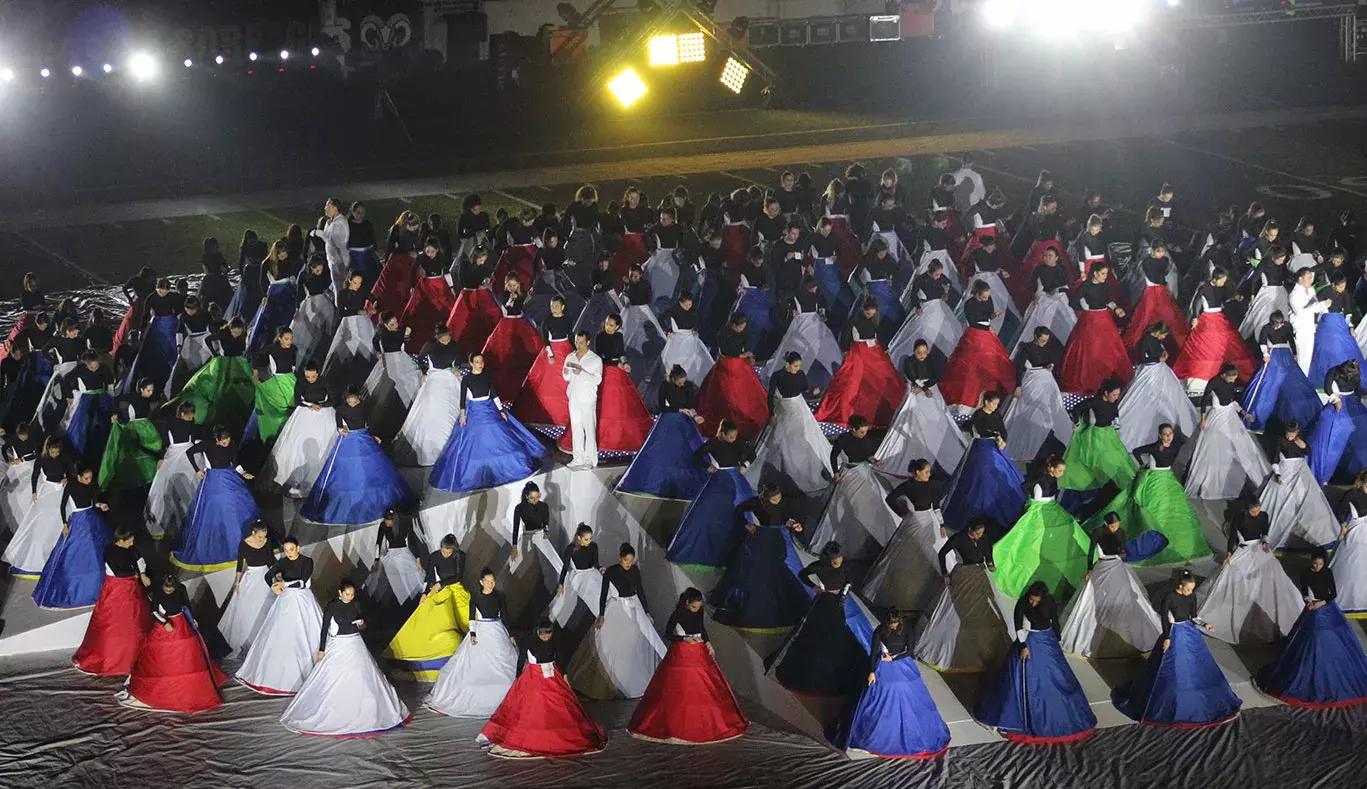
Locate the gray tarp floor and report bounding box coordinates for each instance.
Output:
[2,649,1365,789]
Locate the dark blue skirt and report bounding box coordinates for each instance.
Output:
[1242,347,1321,433]
[1308,313,1367,391]
[769,592,871,697]
[941,438,1027,532]
[830,656,950,758]
[304,429,416,524]
[247,279,298,358]
[172,468,262,571]
[123,315,179,394]
[428,399,547,494]
[734,287,777,352]
[31,507,112,609]
[349,248,382,282]
[66,391,116,463]
[1257,601,1367,707]
[572,291,620,339]
[666,468,754,569]
[2,356,45,433]
[227,264,263,323]
[1307,395,1367,484]
[615,412,709,500]
[1112,620,1242,726]
[812,259,844,313]
[976,630,1097,742]
[692,268,729,348]
[709,525,811,631]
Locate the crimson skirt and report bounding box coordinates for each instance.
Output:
[482,316,545,404]
[556,365,653,453]
[1123,284,1189,361]
[72,575,152,676]
[814,342,907,427]
[721,225,752,281]
[481,664,607,758]
[513,340,572,427]
[939,328,1016,409]
[401,275,457,353]
[696,356,771,439]
[447,288,503,357]
[1172,311,1257,383]
[628,641,750,744]
[371,253,417,320]
[113,300,146,354]
[1021,241,1072,283]
[494,245,538,294]
[1059,310,1135,394]
[611,233,650,284]
[125,614,228,712]
[828,217,861,277]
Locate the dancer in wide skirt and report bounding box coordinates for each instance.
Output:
[762,281,842,391]
[301,386,415,526]
[217,521,278,655]
[889,259,962,367]
[709,484,812,632]
[2,437,74,577]
[1199,500,1303,644]
[1016,245,1077,346]
[976,582,1097,743]
[661,292,718,388]
[1184,365,1273,499]
[72,528,153,675]
[251,327,299,443]
[993,459,1090,600]
[815,300,906,428]
[290,257,338,364]
[1091,425,1209,565]
[1173,268,1258,387]
[1242,312,1321,434]
[863,462,947,614]
[400,239,458,352]
[171,428,261,572]
[1259,421,1339,550]
[394,326,465,466]
[426,568,520,717]
[767,542,874,697]
[512,295,575,427]
[939,281,1015,411]
[1238,244,1291,339]
[1004,328,1072,463]
[365,509,427,608]
[554,316,654,454]
[1308,360,1367,484]
[749,353,830,495]
[1333,471,1367,615]
[119,573,229,713]
[362,315,422,439]
[33,468,113,610]
[549,524,603,628]
[1060,382,1138,494]
[236,539,324,695]
[1122,240,1189,359]
[568,542,667,700]
[1256,552,1367,707]
[98,378,164,493]
[144,402,203,540]
[482,275,546,404]
[385,535,471,680]
[941,394,1027,532]
[1307,273,1367,390]
[666,421,755,570]
[447,247,505,356]
[695,315,770,439]
[875,340,967,476]
[1118,323,1201,449]
[1059,513,1162,658]
[617,366,709,500]
[808,417,899,560]
[1059,265,1134,395]
[915,519,1012,672]
[430,353,547,494]
[322,272,378,395]
[261,362,337,498]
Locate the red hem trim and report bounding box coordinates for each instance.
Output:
[1006,727,1097,745]
[235,678,297,696]
[1271,692,1367,709]
[1141,712,1239,729]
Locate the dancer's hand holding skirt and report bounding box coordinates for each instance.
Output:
[976,630,1097,743]
[385,582,471,680]
[629,640,750,745]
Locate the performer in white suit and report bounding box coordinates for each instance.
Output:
[321,198,351,294]
[563,331,604,470]
[1289,266,1329,375]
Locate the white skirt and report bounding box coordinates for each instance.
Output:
[806,464,900,560]
[621,305,667,401]
[394,368,463,467]
[914,564,1012,672]
[1004,367,1073,463]
[0,458,35,532]
[888,299,963,368]
[660,332,715,386]
[1118,363,1201,449]
[645,248,681,305]
[322,314,378,384]
[291,293,339,363]
[280,632,410,736]
[1016,291,1078,346]
[1183,404,1272,500]
[263,406,339,498]
[36,361,78,431]
[1,478,64,575]
[145,443,201,539]
[166,335,214,398]
[957,272,1018,334]
[1198,541,1303,644]
[873,385,968,476]
[759,312,845,389]
[549,566,602,627]
[1239,285,1290,340]
[365,548,427,607]
[1257,457,1339,550]
[1356,314,1367,358]
[861,508,946,614]
[425,618,518,717]
[1331,517,1367,614]
[566,594,666,700]
[747,395,832,494]
[365,351,423,436]
[1058,556,1162,658]
[236,586,325,695]
[219,565,276,655]
[907,249,963,296]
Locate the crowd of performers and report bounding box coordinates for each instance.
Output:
[2,164,1367,757]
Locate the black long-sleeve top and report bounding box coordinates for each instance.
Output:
[116,392,157,423]
[187,441,241,473]
[541,313,573,344]
[375,520,408,551]
[658,380,697,412]
[460,257,495,290]
[595,331,625,366]
[347,219,377,250]
[1326,363,1360,397]
[521,637,558,670]
[319,598,363,651]
[1193,283,1232,313]
[1227,510,1270,553]
[1013,596,1060,643]
[31,452,73,493]
[718,327,748,358]
[425,549,465,586]
[294,376,330,407]
[740,263,769,290]
[1258,322,1295,355]
[902,355,943,387]
[970,408,1007,440]
[939,529,994,574]
[1141,254,1172,286]
[1133,439,1182,469]
[335,400,368,431]
[468,588,504,627]
[911,272,950,305]
[666,605,709,642]
[501,291,527,317]
[1088,527,1127,569]
[236,541,277,573]
[557,541,600,585]
[831,431,878,470]
[1275,436,1308,462]
[1202,377,1241,408]
[373,327,406,356]
[800,560,848,593]
[886,478,942,516]
[143,291,179,318]
[418,339,462,372]
[1139,334,1166,363]
[209,328,247,357]
[1323,287,1354,317]
[64,365,112,398]
[2,434,39,463]
[511,501,550,543]
[665,304,698,332]
[1027,474,1059,501]
[696,437,753,468]
[44,335,84,366]
[1015,341,1059,381]
[1348,488,1367,520]
[266,555,314,588]
[600,563,649,613]
[336,288,372,318]
[257,343,297,377]
[1300,567,1337,602]
[1074,281,1114,311]
[460,371,495,407]
[870,624,912,671]
[1159,591,1200,638]
[850,314,880,343]
[769,368,810,402]
[622,280,651,308]
[165,420,202,447]
[82,324,114,355]
[1074,397,1119,428]
[298,269,332,299]
[152,584,189,624]
[104,544,146,577]
[963,297,994,329]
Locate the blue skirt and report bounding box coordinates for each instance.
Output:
[31,508,112,610]
[830,657,950,758]
[1307,395,1367,484]
[123,315,179,394]
[1257,601,1367,707]
[812,259,844,313]
[66,391,116,462]
[615,412,709,500]
[735,287,777,352]
[769,592,872,697]
[692,268,728,347]
[666,467,754,569]
[247,279,298,358]
[349,248,381,281]
[976,630,1097,742]
[428,399,547,494]
[850,280,903,343]
[941,438,1027,532]
[1308,313,1367,391]
[1241,347,1321,433]
[2,356,45,433]
[304,429,416,525]
[1112,620,1242,726]
[709,525,811,631]
[172,468,262,571]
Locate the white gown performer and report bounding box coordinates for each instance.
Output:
[1059,514,1162,658]
[566,543,666,700]
[659,297,715,387]
[761,290,844,392]
[863,464,949,614]
[1014,248,1077,346]
[874,340,968,476]
[1289,267,1329,375]
[808,419,901,560]
[749,353,832,494]
[365,511,427,607]
[1003,331,1072,463]
[426,569,519,717]
[1198,500,1304,645]
[1238,251,1291,339]
[166,305,215,398]
[0,432,37,531]
[1184,365,1272,500]
[643,214,682,310]
[217,522,279,656]
[289,258,340,364]
[1118,336,1200,449]
[562,332,604,470]
[915,520,1013,672]
[394,329,464,467]
[144,404,204,540]
[236,546,325,696]
[281,580,411,737]
[2,440,72,577]
[890,261,963,366]
[1331,475,1367,615]
[548,525,603,628]
[1256,423,1340,550]
[261,363,338,498]
[364,323,423,438]
[321,272,379,392]
[958,236,1019,336]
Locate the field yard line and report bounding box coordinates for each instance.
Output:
[5,231,109,285]
[491,189,541,210]
[1160,139,1367,200]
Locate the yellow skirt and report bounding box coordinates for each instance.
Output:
[383,582,470,680]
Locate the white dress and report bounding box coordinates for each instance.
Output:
[1183,399,1272,500]
[1003,366,1073,463]
[1015,288,1078,346]
[321,314,378,389]
[548,556,602,628]
[365,544,427,607]
[806,463,901,560]
[1331,503,1367,615]
[1,476,65,575]
[644,246,681,305]
[861,507,946,614]
[1118,362,1201,449]
[1239,273,1290,339]
[280,625,410,736]
[760,310,844,390]
[1058,546,1162,658]
[145,437,202,540]
[1256,453,1340,550]
[218,564,277,656]
[888,298,963,367]
[660,317,715,387]
[262,406,339,498]
[393,367,463,466]
[566,590,666,700]
[914,563,1013,672]
[290,292,339,364]
[875,383,968,476]
[236,583,325,695]
[957,270,1018,335]
[0,457,36,533]
[364,351,423,436]
[747,393,832,494]
[1289,284,1328,375]
[1198,539,1303,644]
[425,614,519,717]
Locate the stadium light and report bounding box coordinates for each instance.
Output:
[102,63,113,73]
[128,51,158,82]
[648,35,679,67]
[39,68,50,78]
[311,47,321,57]
[1,68,14,82]
[215,54,225,65]
[982,0,1018,29]
[248,52,259,62]
[720,57,748,94]
[184,58,193,68]
[280,50,290,61]
[71,66,84,77]
[608,68,647,107]
[677,32,706,63]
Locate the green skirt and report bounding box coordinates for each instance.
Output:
[1059,425,1137,492]
[992,499,1090,601]
[167,356,255,431]
[254,372,297,443]
[1085,468,1213,566]
[97,418,164,492]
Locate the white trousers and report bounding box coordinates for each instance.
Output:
[568,397,598,467]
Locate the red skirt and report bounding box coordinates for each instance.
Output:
[371,253,417,320]
[482,316,545,404]
[0,314,34,359]
[494,245,538,294]
[446,288,503,357]
[828,217,862,277]
[610,233,650,284]
[939,328,1016,409]
[1172,311,1257,383]
[1059,310,1135,394]
[481,664,607,758]
[959,226,1002,282]
[721,225,752,281]
[628,641,750,744]
[402,275,457,353]
[72,575,152,676]
[1123,284,1190,361]
[695,355,770,439]
[1021,240,1073,283]
[125,614,228,712]
[513,340,571,427]
[557,365,654,453]
[814,342,907,427]
[1075,257,1130,309]
[113,300,146,354]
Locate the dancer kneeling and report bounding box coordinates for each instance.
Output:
[1198,500,1303,644]
[235,538,323,695]
[1060,513,1162,658]
[915,518,1012,672]
[385,534,471,680]
[767,542,873,697]
[568,543,667,700]
[119,572,228,713]
[426,567,519,717]
[72,528,153,675]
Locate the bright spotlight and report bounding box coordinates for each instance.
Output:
[982,0,1019,30]
[677,32,706,63]
[102,63,113,73]
[720,57,748,94]
[280,50,290,60]
[71,66,83,77]
[184,58,193,68]
[248,52,258,62]
[40,67,50,79]
[648,35,679,67]
[607,68,647,108]
[1,68,14,82]
[128,51,158,82]
[311,47,321,57]
[215,54,225,65]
